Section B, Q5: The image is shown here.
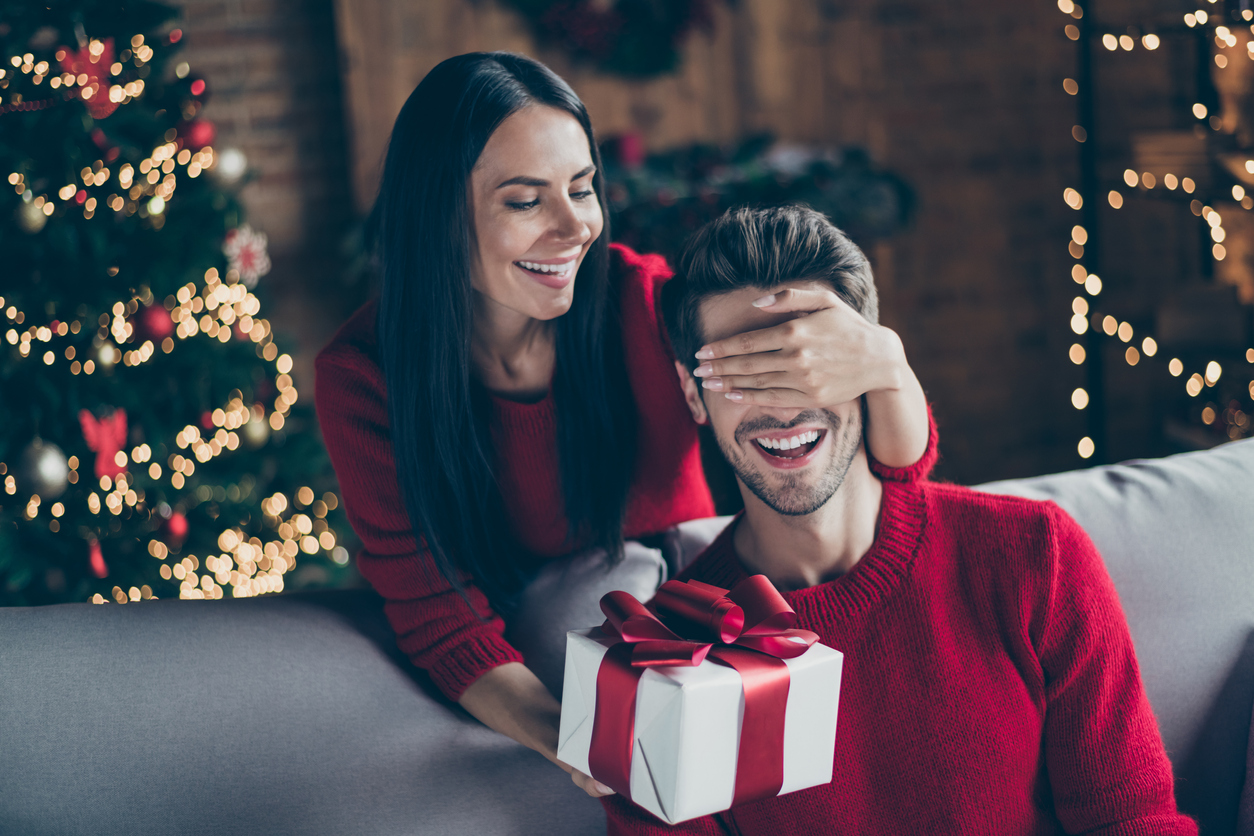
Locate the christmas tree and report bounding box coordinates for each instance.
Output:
[0,0,356,606]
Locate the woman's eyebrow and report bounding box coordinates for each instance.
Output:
[495,165,596,190]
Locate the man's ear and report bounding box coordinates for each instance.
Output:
[674,361,709,425]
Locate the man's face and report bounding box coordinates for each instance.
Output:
[684,282,864,516]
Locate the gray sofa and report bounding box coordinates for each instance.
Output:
[3,440,1253,835]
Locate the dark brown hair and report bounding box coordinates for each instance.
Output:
[663,204,878,372]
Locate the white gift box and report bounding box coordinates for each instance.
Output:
[556,628,843,824]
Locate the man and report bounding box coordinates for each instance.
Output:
[602,205,1195,834]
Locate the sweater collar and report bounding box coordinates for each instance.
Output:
[689,480,928,623]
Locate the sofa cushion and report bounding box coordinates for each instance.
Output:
[0,590,607,836]
[977,438,1254,834]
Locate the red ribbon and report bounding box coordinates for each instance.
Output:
[587,576,818,809]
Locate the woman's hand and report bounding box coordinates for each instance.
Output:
[692,288,905,407]
[692,287,930,469]
[458,662,615,799]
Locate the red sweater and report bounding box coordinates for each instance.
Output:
[314,244,938,700]
[604,482,1195,835]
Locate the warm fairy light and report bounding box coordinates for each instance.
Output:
[1102,316,1117,336]
[1071,388,1089,409]
[1072,296,1089,316]
[1205,361,1222,385]
[1063,188,1082,209]
[1084,274,1102,295]
[1125,346,1139,366]
[1116,322,1133,342]
[1186,374,1204,397]
[1168,358,1183,376]
[1142,337,1157,357]
[1069,344,1086,364]
[1077,437,1095,458]
[1182,177,1195,193]
[1193,103,1208,119]
[1143,34,1160,50]
[1070,313,1087,334]
[1102,34,1118,51]
[1108,190,1123,208]
[1123,169,1138,188]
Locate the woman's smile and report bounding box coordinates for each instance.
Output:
[514,255,579,288]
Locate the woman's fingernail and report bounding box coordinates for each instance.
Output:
[594,782,615,794]
[752,294,776,308]
[693,363,713,378]
[702,377,724,391]
[724,391,743,402]
[695,348,715,360]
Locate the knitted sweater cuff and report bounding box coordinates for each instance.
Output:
[869,401,939,483]
[426,630,526,702]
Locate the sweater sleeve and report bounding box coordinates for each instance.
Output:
[1034,505,1196,835]
[867,400,939,483]
[314,340,523,701]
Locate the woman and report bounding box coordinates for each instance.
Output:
[314,52,935,799]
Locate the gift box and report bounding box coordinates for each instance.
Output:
[555,577,844,825]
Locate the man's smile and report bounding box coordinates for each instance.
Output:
[749,428,827,469]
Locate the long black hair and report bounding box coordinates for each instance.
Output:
[372,52,636,611]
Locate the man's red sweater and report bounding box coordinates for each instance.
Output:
[314,244,937,701]
[604,481,1195,835]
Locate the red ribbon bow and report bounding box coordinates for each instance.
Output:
[79,408,127,479]
[588,576,819,808]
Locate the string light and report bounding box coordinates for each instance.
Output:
[1058,3,1254,459]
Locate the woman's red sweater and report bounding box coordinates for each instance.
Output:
[314,244,938,700]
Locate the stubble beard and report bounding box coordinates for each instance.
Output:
[718,407,863,517]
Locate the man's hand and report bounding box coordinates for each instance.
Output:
[692,288,907,408]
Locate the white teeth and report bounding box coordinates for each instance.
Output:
[517,260,573,274]
[755,430,821,452]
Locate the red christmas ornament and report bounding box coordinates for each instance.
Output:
[138,303,175,342]
[79,408,128,479]
[59,38,119,120]
[200,411,214,431]
[180,118,216,151]
[162,512,189,550]
[88,538,108,578]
